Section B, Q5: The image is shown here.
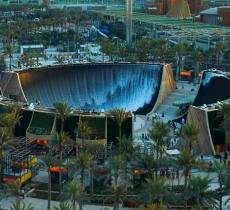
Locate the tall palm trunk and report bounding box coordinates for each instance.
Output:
[79,190,83,210]
[155,149,159,178]
[124,158,128,185]
[73,199,77,210]
[184,168,189,210]
[9,54,12,71]
[0,147,3,183]
[195,62,199,83]
[80,168,84,188]
[61,119,64,132]
[189,142,192,153]
[59,148,63,196]
[118,125,121,148]
[90,161,94,196]
[114,194,119,210]
[48,169,51,210]
[219,175,223,210]
[115,173,118,186]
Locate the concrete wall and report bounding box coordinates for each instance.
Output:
[187,106,215,155]
[151,63,176,113]
[0,72,27,103]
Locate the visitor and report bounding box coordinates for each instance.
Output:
[176,169,179,185]
[171,169,175,180]
[161,112,165,118]
[35,99,40,106]
[227,143,230,152]
[224,151,228,165]
[21,189,25,199]
[166,169,170,179]
[176,169,179,179]
[200,154,204,160]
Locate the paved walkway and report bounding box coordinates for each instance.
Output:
[132,81,198,150]
[0,197,135,210]
[155,81,198,122]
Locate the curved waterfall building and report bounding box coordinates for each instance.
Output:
[0,63,175,144]
[0,63,175,115]
[187,70,230,155]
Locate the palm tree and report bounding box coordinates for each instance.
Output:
[53,101,72,132]
[153,40,168,62]
[136,154,157,176]
[5,41,13,71]
[99,38,116,61]
[108,155,124,186]
[21,53,30,68]
[0,54,6,71]
[31,50,41,66]
[214,160,225,210]
[173,43,189,81]
[220,167,230,206]
[84,140,103,196]
[0,127,9,182]
[215,43,225,65]
[136,38,149,61]
[111,183,126,210]
[109,109,129,146]
[62,180,84,210]
[10,199,34,210]
[119,135,135,186]
[72,151,91,189]
[77,119,93,144]
[219,102,230,117]
[219,102,230,150]
[186,175,217,209]
[139,203,167,210]
[7,181,22,199]
[1,105,22,138]
[55,131,71,194]
[53,202,71,210]
[55,55,65,64]
[191,49,205,83]
[177,149,196,210]
[41,152,54,210]
[181,123,199,152]
[139,177,171,206]
[177,149,195,188]
[56,131,72,160]
[148,121,170,177]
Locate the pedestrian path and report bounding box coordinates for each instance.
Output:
[155,82,198,121]
[0,197,136,210]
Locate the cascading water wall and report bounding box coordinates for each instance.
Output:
[18,64,163,115]
[193,70,230,106]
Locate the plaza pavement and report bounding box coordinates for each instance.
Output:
[0,197,135,210]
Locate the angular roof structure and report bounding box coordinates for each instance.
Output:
[167,0,192,19]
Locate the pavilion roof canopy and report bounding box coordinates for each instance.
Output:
[100,10,230,36]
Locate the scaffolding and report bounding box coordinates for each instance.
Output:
[2,137,38,184]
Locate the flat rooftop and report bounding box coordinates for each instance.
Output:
[100,9,230,35]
